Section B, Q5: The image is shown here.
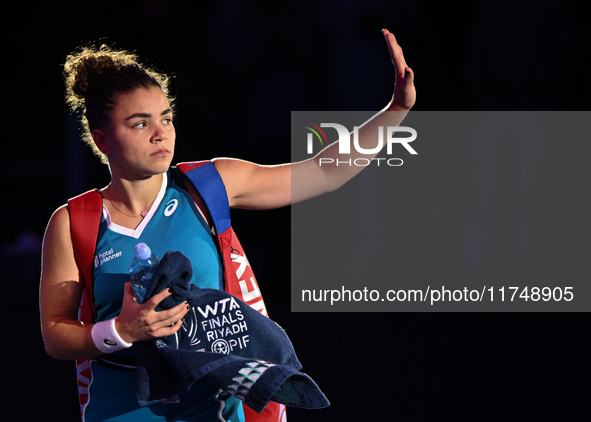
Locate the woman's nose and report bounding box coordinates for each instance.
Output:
[151,126,168,142]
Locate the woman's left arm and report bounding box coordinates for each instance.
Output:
[214,29,416,210]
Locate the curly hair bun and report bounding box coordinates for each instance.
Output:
[64,45,142,111]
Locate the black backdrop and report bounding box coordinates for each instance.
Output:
[3,1,590,421]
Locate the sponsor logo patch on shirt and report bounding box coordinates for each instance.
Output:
[95,248,123,267]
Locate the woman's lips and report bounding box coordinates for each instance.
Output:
[151,149,169,158]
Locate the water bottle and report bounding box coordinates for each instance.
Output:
[129,243,160,304]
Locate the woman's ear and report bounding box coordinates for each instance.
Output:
[92,129,111,154]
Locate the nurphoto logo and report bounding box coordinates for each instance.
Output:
[303,121,417,167]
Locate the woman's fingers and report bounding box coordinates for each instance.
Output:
[143,289,190,325]
[382,29,416,111]
[143,285,174,310]
[156,300,190,327]
[146,302,190,337]
[382,29,408,80]
[117,282,190,341]
[157,312,187,336]
[382,29,397,63]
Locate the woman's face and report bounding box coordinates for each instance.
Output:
[97,86,176,178]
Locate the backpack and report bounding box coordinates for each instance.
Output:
[68,160,285,422]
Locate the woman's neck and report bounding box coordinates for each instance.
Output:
[102,173,164,220]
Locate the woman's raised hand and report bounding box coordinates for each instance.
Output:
[115,282,190,343]
[382,29,416,111]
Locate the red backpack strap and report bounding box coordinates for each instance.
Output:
[67,189,103,324]
[67,189,103,417]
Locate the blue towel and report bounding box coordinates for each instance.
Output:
[135,251,329,413]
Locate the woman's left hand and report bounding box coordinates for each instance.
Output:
[383,29,416,111]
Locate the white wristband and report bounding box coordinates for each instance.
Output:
[91,317,133,353]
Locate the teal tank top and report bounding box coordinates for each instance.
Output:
[85,169,244,422]
[93,169,223,321]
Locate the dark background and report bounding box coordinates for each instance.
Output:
[3,0,590,421]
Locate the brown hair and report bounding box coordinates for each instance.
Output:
[63,44,173,164]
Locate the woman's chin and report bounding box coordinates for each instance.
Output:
[150,157,174,174]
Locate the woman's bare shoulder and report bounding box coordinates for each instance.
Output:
[46,204,71,234]
[42,204,75,272]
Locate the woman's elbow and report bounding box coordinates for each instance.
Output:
[40,320,85,360]
[42,335,67,359]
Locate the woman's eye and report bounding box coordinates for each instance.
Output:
[134,122,147,129]
[163,118,173,125]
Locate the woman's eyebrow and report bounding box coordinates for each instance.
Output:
[124,108,172,121]
[125,112,150,120]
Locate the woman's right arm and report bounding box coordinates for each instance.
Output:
[39,206,99,359]
[40,206,190,360]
